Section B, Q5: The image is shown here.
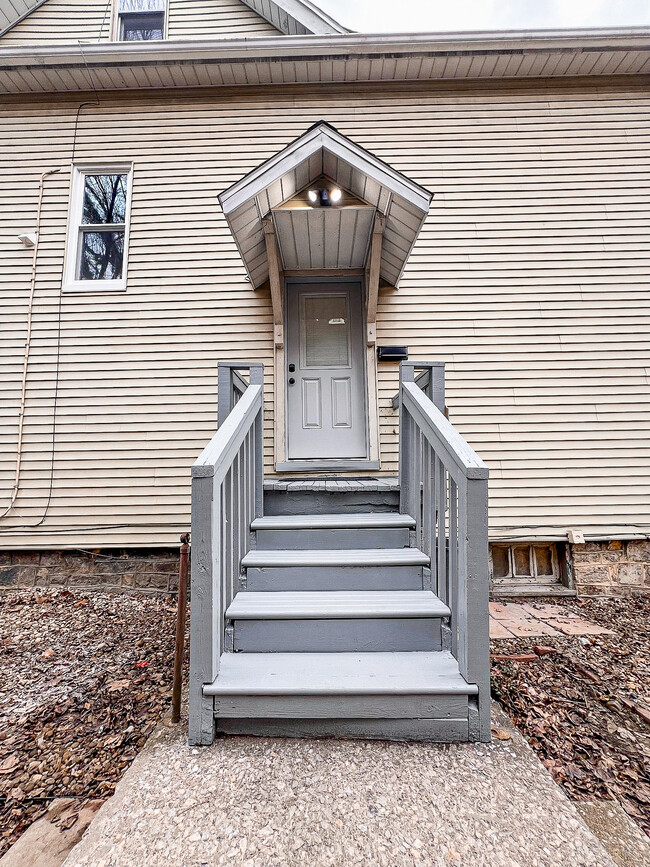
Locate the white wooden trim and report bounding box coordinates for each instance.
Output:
[112,0,169,42]
[63,162,134,294]
[219,123,432,218]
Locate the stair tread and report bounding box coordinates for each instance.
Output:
[242,548,429,567]
[226,590,449,620]
[252,513,415,530]
[203,652,477,696]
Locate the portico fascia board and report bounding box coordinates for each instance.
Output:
[218,123,433,217]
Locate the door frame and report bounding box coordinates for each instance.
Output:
[275,275,380,473]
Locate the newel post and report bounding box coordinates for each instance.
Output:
[465,469,491,742]
[248,363,265,519]
[398,362,416,516]
[217,362,233,428]
[188,464,219,746]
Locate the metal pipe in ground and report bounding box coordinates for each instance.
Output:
[172,533,190,724]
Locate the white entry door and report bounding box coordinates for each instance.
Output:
[286,282,367,460]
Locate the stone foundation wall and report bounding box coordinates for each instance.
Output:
[571,540,650,596]
[0,549,179,593]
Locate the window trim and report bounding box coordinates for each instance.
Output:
[112,0,168,42]
[63,163,133,294]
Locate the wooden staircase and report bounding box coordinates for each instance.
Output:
[189,362,490,745]
[203,508,479,741]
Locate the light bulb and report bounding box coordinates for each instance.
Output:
[330,187,342,203]
[308,189,319,203]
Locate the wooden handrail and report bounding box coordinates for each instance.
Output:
[398,360,490,742]
[189,362,265,745]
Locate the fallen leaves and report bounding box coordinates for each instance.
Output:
[0,589,183,857]
[490,727,512,741]
[491,595,650,839]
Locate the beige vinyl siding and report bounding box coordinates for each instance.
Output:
[0,0,279,45]
[0,0,113,43]
[167,1,279,38]
[1,78,650,547]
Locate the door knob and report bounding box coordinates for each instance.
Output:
[288,377,296,385]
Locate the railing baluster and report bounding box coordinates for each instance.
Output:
[432,448,440,596]
[437,458,447,601]
[422,443,432,563]
[448,477,458,617]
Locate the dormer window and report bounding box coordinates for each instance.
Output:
[117,0,166,41]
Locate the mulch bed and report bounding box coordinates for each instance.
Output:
[491,594,650,838]
[0,589,181,857]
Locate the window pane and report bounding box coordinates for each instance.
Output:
[79,231,124,280]
[491,547,510,579]
[534,546,555,577]
[122,12,164,40]
[513,545,533,577]
[302,294,350,368]
[82,175,127,225]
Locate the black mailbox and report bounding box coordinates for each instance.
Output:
[377,345,408,362]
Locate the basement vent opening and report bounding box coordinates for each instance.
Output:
[490,543,561,585]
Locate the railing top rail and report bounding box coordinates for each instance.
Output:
[193,383,263,481]
[402,380,488,481]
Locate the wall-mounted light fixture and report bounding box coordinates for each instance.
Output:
[308,187,342,207]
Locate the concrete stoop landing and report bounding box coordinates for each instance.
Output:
[63,705,622,867]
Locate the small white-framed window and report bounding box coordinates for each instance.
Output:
[63,165,133,293]
[116,0,166,41]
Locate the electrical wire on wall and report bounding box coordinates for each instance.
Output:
[0,44,102,533]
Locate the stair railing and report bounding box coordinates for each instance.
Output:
[398,361,490,742]
[189,362,264,744]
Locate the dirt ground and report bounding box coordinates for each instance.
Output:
[0,589,180,857]
[491,595,650,839]
[2,588,648,857]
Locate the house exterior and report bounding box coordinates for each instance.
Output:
[1,0,650,678]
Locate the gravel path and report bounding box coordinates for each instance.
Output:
[65,705,615,867]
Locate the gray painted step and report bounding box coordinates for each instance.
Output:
[253,514,415,550]
[205,651,475,695]
[252,514,415,530]
[242,548,429,569]
[246,565,424,592]
[227,591,448,652]
[216,718,470,741]
[226,591,449,620]
[233,618,442,652]
[205,653,475,719]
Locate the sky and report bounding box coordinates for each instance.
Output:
[320,0,650,33]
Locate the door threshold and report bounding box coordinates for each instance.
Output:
[275,460,380,473]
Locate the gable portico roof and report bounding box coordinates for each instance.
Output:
[0,0,350,38]
[219,121,433,288]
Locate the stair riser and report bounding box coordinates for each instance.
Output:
[216,717,470,741]
[255,527,410,550]
[232,618,442,652]
[212,693,467,719]
[246,565,424,591]
[264,490,399,516]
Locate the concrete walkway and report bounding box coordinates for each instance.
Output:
[64,705,617,867]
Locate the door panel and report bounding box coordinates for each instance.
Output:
[331,378,352,428]
[286,282,367,460]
